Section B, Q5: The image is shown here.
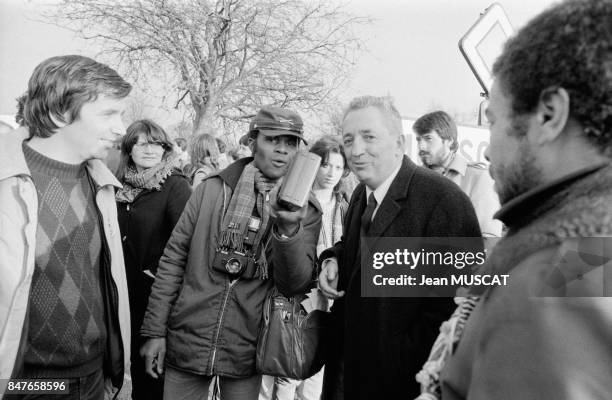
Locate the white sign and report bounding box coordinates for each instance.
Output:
[459,3,514,95]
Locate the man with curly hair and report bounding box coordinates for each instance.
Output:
[440,0,612,399]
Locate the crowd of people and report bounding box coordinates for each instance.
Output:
[1,0,611,399]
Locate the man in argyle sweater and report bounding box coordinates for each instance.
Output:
[0,55,132,399]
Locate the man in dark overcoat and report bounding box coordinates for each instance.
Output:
[318,95,482,399]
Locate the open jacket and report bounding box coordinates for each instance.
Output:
[0,128,131,398]
[140,157,321,378]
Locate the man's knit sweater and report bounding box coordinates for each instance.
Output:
[21,142,105,378]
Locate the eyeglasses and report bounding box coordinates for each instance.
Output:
[134,141,166,150]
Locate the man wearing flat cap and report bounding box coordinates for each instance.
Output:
[140,106,321,399]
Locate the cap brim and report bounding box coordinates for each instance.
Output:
[258,129,307,145]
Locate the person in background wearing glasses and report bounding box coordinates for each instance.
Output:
[115,119,192,400]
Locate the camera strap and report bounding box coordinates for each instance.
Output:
[217,162,278,279]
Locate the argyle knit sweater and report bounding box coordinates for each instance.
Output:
[21,143,106,378]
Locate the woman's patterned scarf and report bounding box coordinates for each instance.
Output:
[116,154,179,203]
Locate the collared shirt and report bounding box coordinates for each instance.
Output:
[440,152,503,237]
[442,151,467,178]
[365,161,402,220]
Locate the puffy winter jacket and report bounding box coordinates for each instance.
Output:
[140,158,321,377]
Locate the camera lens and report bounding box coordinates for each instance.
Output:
[225,258,244,276]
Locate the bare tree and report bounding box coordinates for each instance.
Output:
[45,0,367,136]
[122,94,147,124]
[168,120,195,140]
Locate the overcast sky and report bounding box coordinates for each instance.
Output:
[0,0,555,125]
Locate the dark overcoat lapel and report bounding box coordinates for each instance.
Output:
[338,185,365,290]
[367,158,416,239]
[345,156,417,287]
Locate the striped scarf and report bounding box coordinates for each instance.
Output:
[217,162,278,278]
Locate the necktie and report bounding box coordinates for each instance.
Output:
[361,192,377,234]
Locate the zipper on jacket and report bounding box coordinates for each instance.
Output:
[209,278,238,374]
